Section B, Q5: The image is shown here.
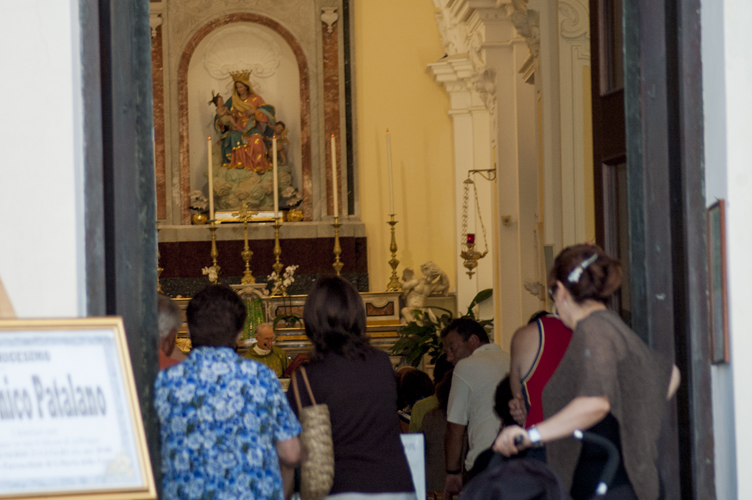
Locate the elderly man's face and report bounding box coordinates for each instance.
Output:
[256,327,275,350]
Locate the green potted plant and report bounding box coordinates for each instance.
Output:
[391,288,493,367]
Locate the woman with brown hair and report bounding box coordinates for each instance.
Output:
[287,276,415,499]
[493,244,681,500]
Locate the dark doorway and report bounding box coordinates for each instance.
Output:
[589,0,714,498]
[590,0,630,324]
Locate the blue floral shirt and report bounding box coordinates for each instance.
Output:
[155,347,302,500]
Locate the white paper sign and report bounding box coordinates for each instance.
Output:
[0,319,155,499]
[401,433,426,500]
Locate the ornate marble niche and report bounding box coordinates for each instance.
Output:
[152,1,365,296]
[153,0,356,226]
[187,23,303,213]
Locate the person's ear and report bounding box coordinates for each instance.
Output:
[469,334,481,349]
[161,329,177,356]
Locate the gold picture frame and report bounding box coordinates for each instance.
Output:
[707,199,729,364]
[0,317,156,500]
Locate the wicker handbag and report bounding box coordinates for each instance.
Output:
[291,366,335,500]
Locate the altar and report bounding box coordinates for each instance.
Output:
[170,290,457,363]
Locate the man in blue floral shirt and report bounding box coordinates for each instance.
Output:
[155,285,302,500]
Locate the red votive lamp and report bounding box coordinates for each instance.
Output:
[466,233,475,245]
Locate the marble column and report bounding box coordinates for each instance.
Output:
[321,7,342,218]
[428,57,496,331]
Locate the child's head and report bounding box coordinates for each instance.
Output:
[274,121,286,135]
[209,94,225,108]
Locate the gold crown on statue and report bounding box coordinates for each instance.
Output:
[230,70,252,82]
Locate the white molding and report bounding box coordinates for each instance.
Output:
[320,7,338,34]
[150,14,163,39]
[559,0,589,41]
[430,1,547,343]
[557,0,591,246]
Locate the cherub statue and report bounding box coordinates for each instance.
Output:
[420,261,450,296]
[400,261,450,324]
[273,121,289,165]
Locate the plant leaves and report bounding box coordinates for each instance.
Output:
[466,288,493,315]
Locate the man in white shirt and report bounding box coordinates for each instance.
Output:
[442,318,510,499]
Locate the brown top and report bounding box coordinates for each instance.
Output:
[286,350,414,494]
[542,309,673,500]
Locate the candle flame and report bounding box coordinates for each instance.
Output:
[386,129,390,134]
[331,134,335,138]
[273,135,276,139]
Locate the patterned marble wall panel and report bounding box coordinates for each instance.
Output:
[162,0,320,224]
[322,7,341,218]
[151,23,167,220]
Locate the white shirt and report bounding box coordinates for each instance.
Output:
[446,343,510,470]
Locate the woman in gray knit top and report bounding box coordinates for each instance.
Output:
[493,244,681,500]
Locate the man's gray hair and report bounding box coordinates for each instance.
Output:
[256,322,273,335]
[158,295,183,342]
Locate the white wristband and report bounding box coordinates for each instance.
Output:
[526,427,544,447]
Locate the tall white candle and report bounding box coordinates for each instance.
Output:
[207,137,214,219]
[331,134,338,217]
[273,136,280,222]
[386,130,394,214]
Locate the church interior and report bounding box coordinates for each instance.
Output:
[152,0,591,352]
[4,0,752,498]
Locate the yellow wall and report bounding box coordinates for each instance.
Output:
[354,0,456,291]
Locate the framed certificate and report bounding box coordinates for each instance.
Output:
[0,318,156,499]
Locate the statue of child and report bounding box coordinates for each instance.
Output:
[209,93,238,131]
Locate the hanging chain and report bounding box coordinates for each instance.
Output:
[461,178,472,247]
[472,180,489,254]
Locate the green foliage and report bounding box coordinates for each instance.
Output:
[391,289,494,367]
[242,297,266,340]
[272,313,303,330]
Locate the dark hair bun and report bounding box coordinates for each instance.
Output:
[548,244,622,304]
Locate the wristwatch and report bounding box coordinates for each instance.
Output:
[526,426,544,448]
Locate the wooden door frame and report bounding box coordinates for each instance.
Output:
[622,0,715,498]
[591,0,715,497]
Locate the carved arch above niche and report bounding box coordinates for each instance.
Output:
[202,26,282,84]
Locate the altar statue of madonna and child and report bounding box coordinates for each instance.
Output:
[207,70,301,214]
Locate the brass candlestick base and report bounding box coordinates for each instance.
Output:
[208,220,221,284]
[386,215,402,292]
[332,217,343,276]
[271,217,285,296]
[237,204,255,284]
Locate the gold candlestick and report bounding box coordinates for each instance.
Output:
[386,215,402,292]
[236,203,255,284]
[157,226,163,293]
[208,220,221,284]
[271,217,285,295]
[241,218,255,284]
[332,217,343,276]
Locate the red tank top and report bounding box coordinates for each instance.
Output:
[521,315,573,427]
